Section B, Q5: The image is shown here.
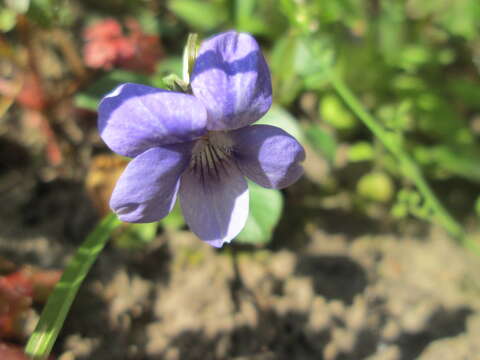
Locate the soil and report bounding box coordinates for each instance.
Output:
[1,170,480,360]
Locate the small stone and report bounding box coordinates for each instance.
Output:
[345,296,367,331]
[331,327,355,353]
[269,250,296,280]
[366,344,401,360]
[58,352,75,360]
[329,299,346,320]
[323,342,338,360]
[284,277,315,311]
[381,320,401,341]
[309,296,331,332]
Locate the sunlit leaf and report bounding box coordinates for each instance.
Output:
[168,0,227,31]
[115,222,158,249]
[305,125,337,163]
[236,182,283,244]
[257,105,304,142]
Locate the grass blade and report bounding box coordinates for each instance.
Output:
[25,213,122,359]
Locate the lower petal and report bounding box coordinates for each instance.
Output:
[110,144,192,223]
[179,161,249,247]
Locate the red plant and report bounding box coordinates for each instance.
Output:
[0,342,31,360]
[83,18,163,74]
[0,267,61,339]
[15,73,48,111]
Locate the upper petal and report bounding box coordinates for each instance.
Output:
[110,143,193,223]
[231,125,305,189]
[179,160,249,247]
[98,83,207,157]
[190,31,272,131]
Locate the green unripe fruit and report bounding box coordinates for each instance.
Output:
[320,94,357,131]
[357,172,394,203]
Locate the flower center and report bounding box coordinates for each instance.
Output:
[190,131,234,180]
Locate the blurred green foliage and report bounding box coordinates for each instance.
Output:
[75,0,480,243]
[4,0,480,244]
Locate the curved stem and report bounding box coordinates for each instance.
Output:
[330,74,480,254]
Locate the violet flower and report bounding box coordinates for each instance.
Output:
[98,31,305,247]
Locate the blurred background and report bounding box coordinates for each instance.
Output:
[1,0,480,359]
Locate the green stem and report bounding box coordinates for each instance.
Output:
[330,74,480,254]
[25,213,122,359]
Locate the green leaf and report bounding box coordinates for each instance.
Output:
[114,222,158,250]
[399,45,431,72]
[378,0,405,65]
[436,0,480,40]
[25,213,122,360]
[234,0,268,34]
[74,70,152,111]
[295,36,335,78]
[270,34,335,102]
[0,8,17,32]
[270,35,303,104]
[162,73,189,92]
[237,182,284,244]
[154,56,183,80]
[27,0,69,27]
[235,0,256,30]
[168,0,227,31]
[320,94,358,131]
[137,9,161,34]
[356,172,394,203]
[414,145,480,182]
[348,141,374,162]
[447,78,480,110]
[257,105,305,142]
[305,125,337,163]
[281,35,335,90]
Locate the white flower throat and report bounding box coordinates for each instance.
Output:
[190,131,234,180]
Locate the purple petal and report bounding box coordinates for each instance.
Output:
[191,31,272,131]
[179,160,249,247]
[231,125,305,189]
[98,83,207,157]
[110,143,193,223]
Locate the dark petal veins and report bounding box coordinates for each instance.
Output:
[179,159,249,247]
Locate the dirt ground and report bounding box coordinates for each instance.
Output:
[1,172,480,360]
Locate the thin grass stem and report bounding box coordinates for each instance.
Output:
[25,213,122,359]
[330,74,480,255]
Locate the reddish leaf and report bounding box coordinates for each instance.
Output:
[82,18,163,73]
[16,73,47,111]
[0,267,61,339]
[0,342,30,360]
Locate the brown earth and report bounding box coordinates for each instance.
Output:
[1,181,480,360]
